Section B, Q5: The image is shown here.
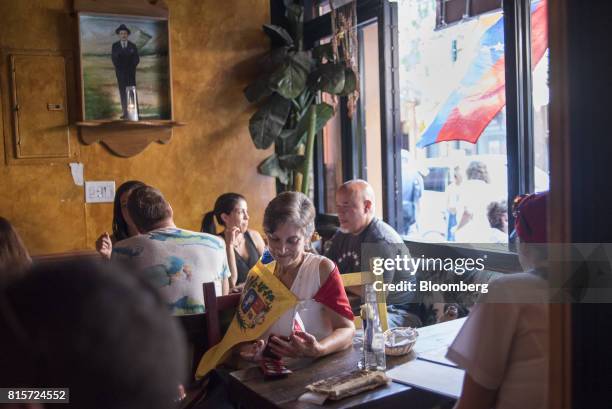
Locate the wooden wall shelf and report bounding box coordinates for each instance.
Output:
[76,120,186,127]
[74,0,178,158]
[77,120,186,157]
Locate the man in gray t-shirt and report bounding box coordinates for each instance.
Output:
[325,180,421,328]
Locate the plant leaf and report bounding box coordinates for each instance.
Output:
[262,24,294,47]
[244,76,273,103]
[285,4,304,50]
[279,154,305,170]
[260,46,289,73]
[258,154,289,184]
[268,51,311,99]
[275,129,295,155]
[339,67,357,96]
[248,94,292,149]
[284,102,335,151]
[309,63,345,94]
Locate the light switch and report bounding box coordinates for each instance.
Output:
[85,181,115,203]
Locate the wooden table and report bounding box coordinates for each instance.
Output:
[228,340,454,409]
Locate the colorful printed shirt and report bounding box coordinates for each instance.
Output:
[113,227,230,315]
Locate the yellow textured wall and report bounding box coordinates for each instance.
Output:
[0,0,275,255]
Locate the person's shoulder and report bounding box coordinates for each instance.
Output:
[326,229,348,248]
[492,271,545,287]
[114,234,144,247]
[484,271,548,303]
[112,235,149,258]
[316,255,335,283]
[247,229,265,246]
[180,228,226,245]
[367,218,403,244]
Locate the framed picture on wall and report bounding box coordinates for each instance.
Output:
[78,13,172,121]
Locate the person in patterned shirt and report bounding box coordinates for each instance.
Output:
[113,185,230,315]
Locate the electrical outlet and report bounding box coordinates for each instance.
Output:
[85,181,115,203]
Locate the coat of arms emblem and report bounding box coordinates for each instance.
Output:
[236,275,275,331]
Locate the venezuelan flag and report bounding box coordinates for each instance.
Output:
[416,0,548,148]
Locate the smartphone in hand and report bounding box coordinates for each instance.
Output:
[262,334,291,359]
[260,334,292,377]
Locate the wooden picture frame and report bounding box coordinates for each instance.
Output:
[73,0,184,157]
[77,12,172,121]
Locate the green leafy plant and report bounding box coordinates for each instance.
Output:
[245,1,357,194]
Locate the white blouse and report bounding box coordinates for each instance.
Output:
[264,252,334,340]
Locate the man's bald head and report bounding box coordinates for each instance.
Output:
[338,179,376,207]
[336,179,376,234]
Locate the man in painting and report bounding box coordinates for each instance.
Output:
[111,23,139,118]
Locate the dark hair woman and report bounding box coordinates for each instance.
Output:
[95,180,145,259]
[202,193,265,289]
[0,217,31,286]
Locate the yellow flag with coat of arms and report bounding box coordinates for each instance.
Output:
[195,255,298,379]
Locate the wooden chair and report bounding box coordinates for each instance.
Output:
[176,283,240,409]
[341,272,389,331]
[202,282,241,347]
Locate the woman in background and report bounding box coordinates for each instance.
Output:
[487,200,509,243]
[454,161,498,242]
[95,180,145,259]
[0,216,31,285]
[202,193,265,289]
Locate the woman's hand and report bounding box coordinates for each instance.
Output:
[231,282,245,293]
[95,232,112,260]
[238,339,265,361]
[268,331,323,359]
[223,226,242,247]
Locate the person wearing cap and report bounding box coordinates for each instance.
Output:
[446,192,549,409]
[111,23,140,118]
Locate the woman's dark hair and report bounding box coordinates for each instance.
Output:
[201,193,246,234]
[263,192,315,242]
[112,180,145,240]
[487,200,508,230]
[0,217,31,284]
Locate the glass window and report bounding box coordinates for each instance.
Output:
[318,21,383,218]
[316,0,355,17]
[531,0,549,192]
[361,22,384,220]
[321,92,343,213]
[398,0,508,244]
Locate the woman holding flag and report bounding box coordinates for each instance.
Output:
[196,192,355,382]
[241,191,355,360]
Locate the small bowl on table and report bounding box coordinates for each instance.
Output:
[383,327,418,356]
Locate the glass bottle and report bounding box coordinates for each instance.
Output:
[358,283,386,371]
[125,86,139,121]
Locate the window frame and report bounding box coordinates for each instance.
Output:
[276,0,541,269]
[400,0,539,260]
